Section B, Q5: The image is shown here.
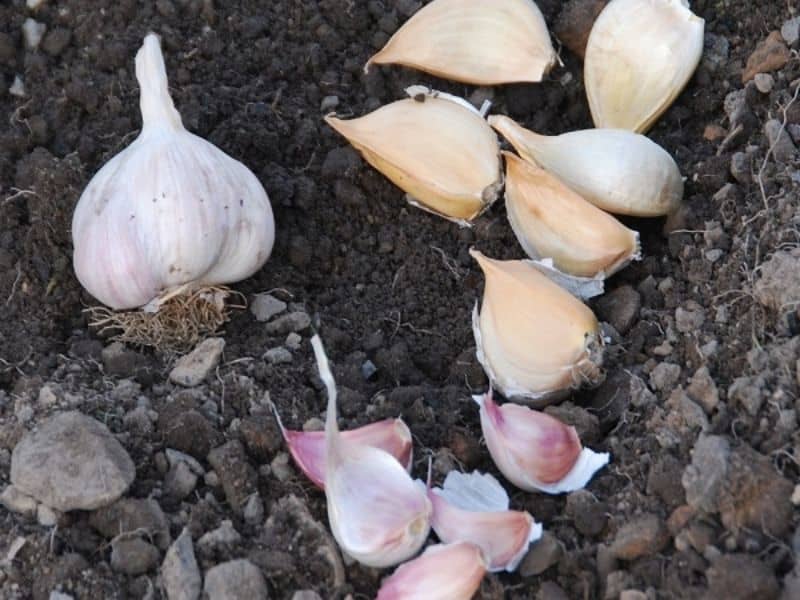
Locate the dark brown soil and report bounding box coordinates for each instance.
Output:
[1,0,800,598]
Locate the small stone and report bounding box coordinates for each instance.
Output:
[162,528,202,600]
[610,514,669,560]
[164,461,198,501]
[264,347,292,364]
[166,449,205,476]
[764,119,796,163]
[595,285,641,335]
[37,385,58,409]
[565,489,608,537]
[706,554,780,600]
[9,75,26,98]
[703,124,727,141]
[754,73,774,93]
[90,498,171,550]
[675,302,705,333]
[26,0,47,8]
[264,311,311,336]
[203,559,267,600]
[0,485,38,518]
[292,592,322,600]
[361,359,377,380]
[197,520,242,554]
[682,435,730,514]
[243,493,265,526]
[110,537,160,575]
[755,249,800,310]
[649,362,681,392]
[686,367,719,414]
[207,441,258,514]
[730,152,751,184]
[728,376,764,416]
[792,484,800,506]
[22,18,46,49]
[742,31,790,82]
[520,532,563,577]
[320,95,339,112]
[37,503,60,527]
[10,412,135,512]
[250,294,286,322]
[285,332,302,350]
[169,338,225,387]
[782,16,800,46]
[270,452,293,482]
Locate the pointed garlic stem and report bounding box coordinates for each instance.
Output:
[135,33,183,131]
[311,335,340,464]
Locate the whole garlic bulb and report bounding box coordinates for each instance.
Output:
[72,34,275,310]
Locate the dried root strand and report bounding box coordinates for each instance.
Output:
[85,286,244,353]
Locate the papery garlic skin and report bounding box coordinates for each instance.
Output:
[313,336,431,568]
[429,470,542,572]
[366,0,556,85]
[503,152,639,278]
[276,416,413,489]
[72,34,274,310]
[470,249,603,404]
[475,391,609,494]
[376,542,487,600]
[489,115,683,217]
[325,88,501,222]
[585,0,704,133]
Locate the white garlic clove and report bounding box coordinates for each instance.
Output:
[366,0,556,85]
[470,249,604,404]
[72,34,275,310]
[376,541,487,600]
[274,413,414,489]
[325,88,502,222]
[429,470,542,572]
[503,151,640,278]
[585,0,704,133]
[474,391,610,493]
[489,115,683,217]
[313,336,431,568]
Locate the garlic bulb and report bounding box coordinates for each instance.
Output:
[503,151,639,278]
[429,470,542,572]
[470,249,603,404]
[72,34,275,310]
[585,0,704,133]
[325,88,501,222]
[275,414,414,489]
[474,391,609,493]
[489,115,683,217]
[376,542,487,600]
[366,0,556,85]
[313,335,431,568]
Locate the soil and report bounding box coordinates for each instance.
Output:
[1,0,800,599]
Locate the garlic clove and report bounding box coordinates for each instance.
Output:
[584,0,704,133]
[275,414,414,489]
[325,88,502,222]
[489,115,683,217]
[313,335,431,568]
[366,0,556,85]
[376,541,487,600]
[470,249,603,404]
[429,470,542,572]
[72,34,275,310]
[474,390,609,493]
[503,151,640,278]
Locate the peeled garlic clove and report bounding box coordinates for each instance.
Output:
[72,34,275,310]
[325,89,501,222]
[489,115,683,217]
[475,391,609,493]
[376,542,487,600]
[503,151,639,278]
[276,415,413,489]
[429,470,542,572]
[313,336,431,568]
[585,0,704,133]
[470,249,603,404]
[366,0,556,85]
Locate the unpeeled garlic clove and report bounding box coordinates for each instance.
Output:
[275,414,413,489]
[584,0,704,133]
[366,0,556,85]
[313,335,431,568]
[376,541,487,600]
[489,115,683,217]
[470,249,603,404]
[325,88,502,222]
[429,470,542,572]
[474,390,609,493]
[503,151,639,278]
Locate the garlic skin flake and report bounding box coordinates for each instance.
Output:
[475,391,609,494]
[489,115,683,217]
[470,249,603,404]
[585,0,704,133]
[72,34,275,310]
[313,336,431,568]
[325,89,501,222]
[366,0,556,85]
[276,415,413,489]
[376,541,487,600]
[429,470,542,572]
[504,151,640,278]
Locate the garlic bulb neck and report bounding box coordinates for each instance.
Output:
[136,34,183,131]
